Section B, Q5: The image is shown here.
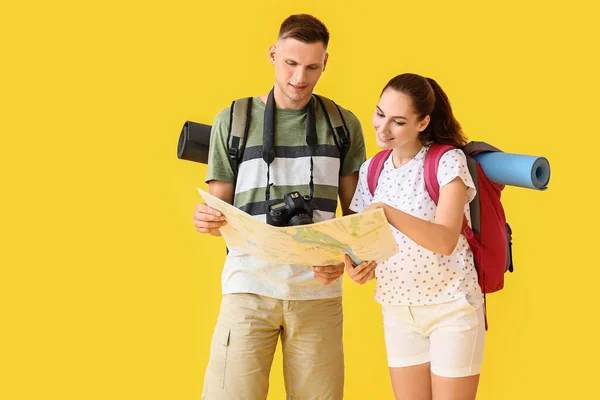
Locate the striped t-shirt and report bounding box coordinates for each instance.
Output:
[205,96,366,300]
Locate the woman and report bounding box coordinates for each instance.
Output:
[346,73,485,400]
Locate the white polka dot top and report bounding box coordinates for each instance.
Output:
[350,146,483,306]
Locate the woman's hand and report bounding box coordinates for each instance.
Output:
[344,254,377,285]
[363,202,387,214]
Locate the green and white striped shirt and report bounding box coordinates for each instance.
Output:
[205,96,366,300]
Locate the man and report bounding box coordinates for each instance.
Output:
[193,14,366,400]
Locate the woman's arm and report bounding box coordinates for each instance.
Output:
[368,176,467,256]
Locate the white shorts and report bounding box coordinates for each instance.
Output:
[382,295,486,378]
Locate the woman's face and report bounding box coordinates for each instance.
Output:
[372,88,429,149]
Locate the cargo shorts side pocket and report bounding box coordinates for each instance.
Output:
[208,324,231,389]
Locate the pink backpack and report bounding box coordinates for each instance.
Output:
[367,143,514,300]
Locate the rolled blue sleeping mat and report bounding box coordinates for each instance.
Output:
[473,152,551,190]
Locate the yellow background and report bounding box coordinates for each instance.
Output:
[2,1,599,399]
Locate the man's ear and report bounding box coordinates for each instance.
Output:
[268,45,276,65]
[418,115,430,132]
[323,52,329,72]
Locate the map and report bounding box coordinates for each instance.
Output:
[198,189,399,266]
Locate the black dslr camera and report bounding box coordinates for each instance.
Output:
[267,192,314,227]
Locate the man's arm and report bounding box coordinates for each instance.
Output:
[337,108,366,216]
[312,109,365,284]
[193,108,236,237]
[192,180,234,237]
[338,172,359,216]
[209,180,234,204]
[312,172,359,284]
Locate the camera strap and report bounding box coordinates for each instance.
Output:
[262,87,316,202]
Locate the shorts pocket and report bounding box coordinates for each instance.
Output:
[457,295,479,312]
[467,290,485,310]
[208,324,231,389]
[454,296,480,327]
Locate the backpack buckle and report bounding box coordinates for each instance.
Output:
[228,136,241,160]
[463,225,474,240]
[340,135,350,148]
[335,127,350,148]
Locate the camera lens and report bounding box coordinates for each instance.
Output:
[288,213,313,226]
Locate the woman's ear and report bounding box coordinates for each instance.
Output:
[418,115,431,132]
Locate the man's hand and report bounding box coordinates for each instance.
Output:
[312,262,345,285]
[344,254,377,285]
[193,203,227,236]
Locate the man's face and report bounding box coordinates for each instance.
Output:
[269,38,328,109]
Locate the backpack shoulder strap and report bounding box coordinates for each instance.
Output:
[367,150,392,197]
[227,97,253,182]
[462,140,503,237]
[423,144,456,203]
[424,144,474,239]
[314,95,351,166]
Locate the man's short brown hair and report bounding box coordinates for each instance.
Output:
[278,14,329,47]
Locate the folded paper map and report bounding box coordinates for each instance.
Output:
[198,189,399,266]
